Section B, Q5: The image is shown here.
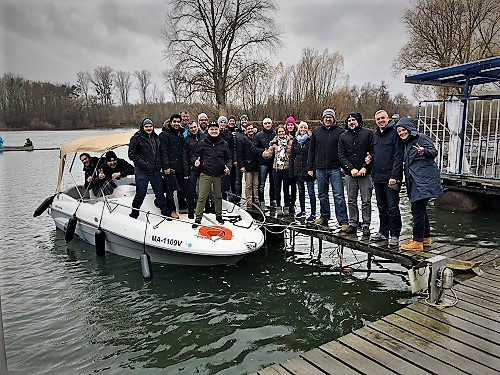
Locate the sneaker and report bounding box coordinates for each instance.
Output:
[401,240,423,251]
[340,224,349,232]
[371,232,388,241]
[270,200,277,207]
[188,211,194,219]
[388,236,399,246]
[295,211,306,219]
[362,226,371,237]
[423,237,432,247]
[345,225,357,234]
[283,207,289,216]
[192,219,201,229]
[314,217,326,226]
[306,213,316,223]
[170,211,179,219]
[216,216,224,224]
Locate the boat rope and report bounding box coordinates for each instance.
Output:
[422,288,459,309]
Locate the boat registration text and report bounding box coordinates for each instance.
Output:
[152,235,183,246]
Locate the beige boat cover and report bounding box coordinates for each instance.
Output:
[56,131,136,192]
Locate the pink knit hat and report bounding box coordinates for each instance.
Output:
[285,116,296,125]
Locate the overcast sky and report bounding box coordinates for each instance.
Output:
[1,0,414,103]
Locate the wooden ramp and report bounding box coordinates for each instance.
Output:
[253,266,500,375]
[248,208,500,271]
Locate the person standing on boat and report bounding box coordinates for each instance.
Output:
[94,150,134,196]
[236,122,259,208]
[128,118,169,219]
[307,108,348,231]
[192,121,232,227]
[368,109,404,246]
[338,112,373,237]
[183,120,206,219]
[396,117,443,251]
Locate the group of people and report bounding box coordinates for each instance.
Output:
[80,107,442,251]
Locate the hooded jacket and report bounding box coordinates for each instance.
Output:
[338,113,374,176]
[128,119,163,175]
[371,120,404,183]
[396,118,443,202]
[307,122,344,170]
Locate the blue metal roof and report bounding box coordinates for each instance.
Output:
[405,57,500,88]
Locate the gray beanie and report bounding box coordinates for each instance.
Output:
[217,116,228,124]
[322,108,336,120]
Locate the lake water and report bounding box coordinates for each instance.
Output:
[1,130,499,374]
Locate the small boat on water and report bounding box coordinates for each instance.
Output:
[34,132,264,266]
[0,145,34,152]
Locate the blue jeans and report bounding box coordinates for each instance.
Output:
[316,168,348,224]
[272,169,290,207]
[373,182,402,237]
[258,163,276,204]
[131,172,167,217]
[297,179,316,214]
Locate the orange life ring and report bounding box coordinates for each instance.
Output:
[198,225,233,240]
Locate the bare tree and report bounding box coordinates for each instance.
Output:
[114,70,132,106]
[394,0,500,74]
[76,71,91,107]
[162,0,282,114]
[90,66,114,106]
[134,69,152,104]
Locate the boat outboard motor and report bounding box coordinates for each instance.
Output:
[95,229,106,257]
[140,252,153,280]
[33,194,56,217]
[65,214,78,243]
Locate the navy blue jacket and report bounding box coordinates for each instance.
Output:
[251,128,275,165]
[307,123,344,170]
[371,121,404,183]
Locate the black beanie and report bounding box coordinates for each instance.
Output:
[345,112,363,127]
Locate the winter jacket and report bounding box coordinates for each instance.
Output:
[396,118,443,202]
[371,120,404,183]
[183,131,206,176]
[100,158,134,180]
[251,128,275,165]
[159,126,184,173]
[338,126,374,176]
[194,135,232,177]
[290,137,314,181]
[83,156,104,189]
[237,134,259,172]
[307,123,344,170]
[128,128,163,175]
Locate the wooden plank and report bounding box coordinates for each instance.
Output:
[449,288,500,313]
[338,331,429,375]
[410,302,500,341]
[355,325,468,375]
[299,348,360,375]
[383,312,500,370]
[469,274,500,289]
[480,270,500,281]
[467,251,500,267]
[437,246,475,259]
[486,267,500,276]
[458,247,499,262]
[279,356,327,375]
[369,319,499,375]
[448,294,500,323]
[454,283,500,306]
[398,306,500,352]
[483,257,500,269]
[320,339,395,375]
[460,278,500,297]
[256,364,292,375]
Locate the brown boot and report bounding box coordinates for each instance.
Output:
[170,211,179,219]
[423,237,432,247]
[401,240,423,251]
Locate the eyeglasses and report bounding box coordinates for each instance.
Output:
[263,122,272,125]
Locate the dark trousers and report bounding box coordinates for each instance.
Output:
[258,163,276,204]
[185,170,200,212]
[374,183,402,237]
[297,179,316,214]
[289,176,297,210]
[411,198,431,242]
[272,169,290,207]
[131,172,166,217]
[166,174,188,213]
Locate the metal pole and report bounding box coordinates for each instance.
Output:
[0,296,8,374]
[458,75,471,175]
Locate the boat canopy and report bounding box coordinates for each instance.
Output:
[404,57,500,89]
[56,131,136,192]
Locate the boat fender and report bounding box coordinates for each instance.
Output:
[140,252,153,280]
[33,194,55,217]
[65,214,78,243]
[95,229,106,257]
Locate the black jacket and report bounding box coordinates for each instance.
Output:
[307,123,344,170]
[289,137,314,180]
[251,128,275,165]
[338,126,374,176]
[159,126,184,172]
[195,135,232,177]
[183,131,206,176]
[128,128,163,175]
[237,134,259,172]
[100,158,134,180]
[83,156,103,189]
[371,121,404,183]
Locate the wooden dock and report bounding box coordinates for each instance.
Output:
[253,266,500,375]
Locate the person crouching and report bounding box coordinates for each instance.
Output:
[192,121,232,228]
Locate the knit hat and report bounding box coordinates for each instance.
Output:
[105,151,117,162]
[240,114,248,121]
[228,115,236,121]
[345,112,363,127]
[141,118,153,128]
[285,116,296,125]
[217,116,228,124]
[208,121,219,129]
[262,117,272,125]
[322,109,336,120]
[197,112,208,120]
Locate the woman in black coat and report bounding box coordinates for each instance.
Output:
[396,117,443,251]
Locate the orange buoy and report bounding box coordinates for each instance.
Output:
[198,225,232,240]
